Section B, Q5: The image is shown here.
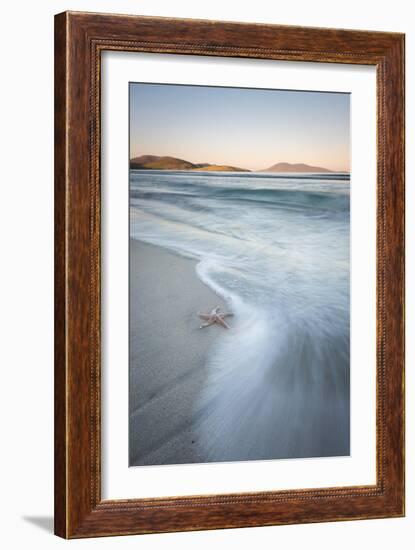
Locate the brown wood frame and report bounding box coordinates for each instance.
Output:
[54,11,405,539]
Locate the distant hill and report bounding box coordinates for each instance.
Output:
[130,156,342,173]
[130,155,195,170]
[130,155,249,172]
[262,162,333,173]
[192,165,247,172]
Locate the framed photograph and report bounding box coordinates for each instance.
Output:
[54,11,405,538]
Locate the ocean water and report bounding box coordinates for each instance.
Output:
[130,170,350,461]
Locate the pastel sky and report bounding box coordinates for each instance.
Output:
[130,83,350,172]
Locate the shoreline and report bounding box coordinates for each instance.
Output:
[129,239,226,466]
[129,237,349,465]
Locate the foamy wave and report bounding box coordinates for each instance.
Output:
[130,170,350,460]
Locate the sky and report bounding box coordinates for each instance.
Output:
[130,83,350,172]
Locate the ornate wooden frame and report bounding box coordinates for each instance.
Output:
[54,11,405,538]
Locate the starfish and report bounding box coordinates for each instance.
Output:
[198,306,234,329]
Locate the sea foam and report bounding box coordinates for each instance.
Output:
[130,170,350,460]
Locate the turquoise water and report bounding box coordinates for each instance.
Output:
[130,170,350,461]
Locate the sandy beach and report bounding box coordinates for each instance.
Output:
[129,239,226,466]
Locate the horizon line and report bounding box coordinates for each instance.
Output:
[129,154,351,173]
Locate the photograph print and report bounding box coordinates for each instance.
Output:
[129,82,350,467]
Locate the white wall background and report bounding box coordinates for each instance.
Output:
[0,1,412,548]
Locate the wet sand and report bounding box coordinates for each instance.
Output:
[129,240,350,467]
[129,239,226,466]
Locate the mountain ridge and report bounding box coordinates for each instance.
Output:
[130,155,342,173]
[129,155,249,172]
[261,162,333,173]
